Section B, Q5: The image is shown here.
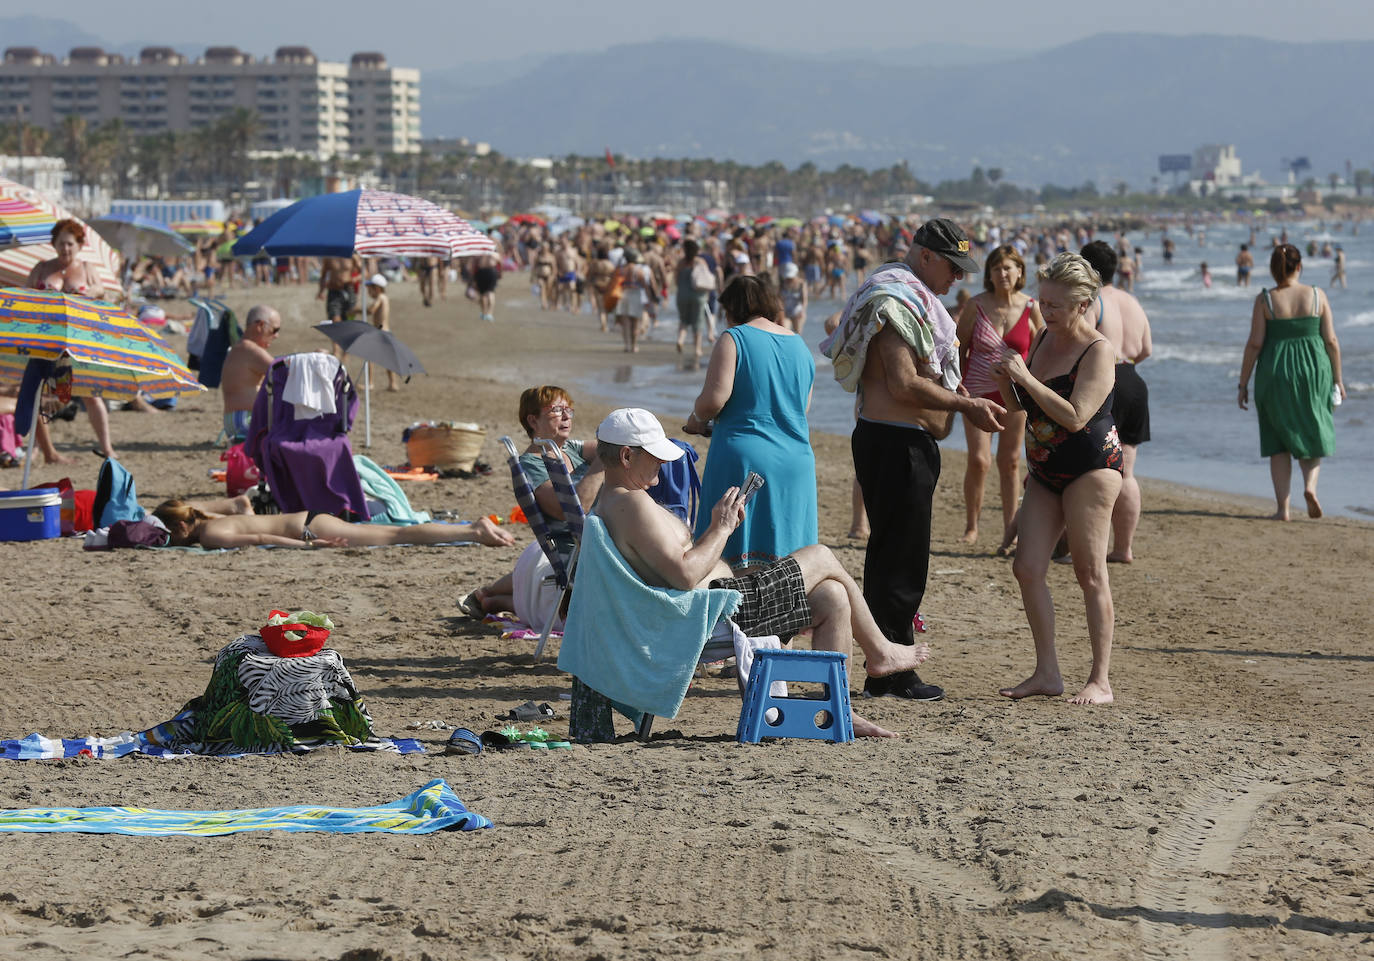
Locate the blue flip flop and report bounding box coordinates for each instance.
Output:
[444,728,483,756]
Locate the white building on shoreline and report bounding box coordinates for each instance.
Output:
[0,45,420,158]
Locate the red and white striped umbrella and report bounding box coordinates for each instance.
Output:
[0,178,124,301]
[354,190,496,259]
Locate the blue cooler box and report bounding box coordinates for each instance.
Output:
[0,490,62,542]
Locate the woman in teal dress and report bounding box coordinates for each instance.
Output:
[685,275,817,571]
[1238,244,1345,520]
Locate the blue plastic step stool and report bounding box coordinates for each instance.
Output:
[737,649,854,744]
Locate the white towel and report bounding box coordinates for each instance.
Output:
[727,622,787,699]
[283,353,341,420]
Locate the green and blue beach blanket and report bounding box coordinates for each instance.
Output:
[0,779,489,835]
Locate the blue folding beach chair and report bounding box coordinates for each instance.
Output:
[499,436,586,661]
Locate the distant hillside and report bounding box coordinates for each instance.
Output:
[425,33,1374,186]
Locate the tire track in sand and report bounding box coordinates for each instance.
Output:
[1135,763,1323,961]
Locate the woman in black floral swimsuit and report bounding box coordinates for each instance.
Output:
[991,252,1123,707]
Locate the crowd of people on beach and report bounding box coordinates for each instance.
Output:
[1,194,1351,738]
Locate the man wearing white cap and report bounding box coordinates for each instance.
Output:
[364,273,397,392]
[594,408,933,739]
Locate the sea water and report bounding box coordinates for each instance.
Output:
[576,220,1372,520]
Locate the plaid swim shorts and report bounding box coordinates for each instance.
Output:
[710,557,812,640]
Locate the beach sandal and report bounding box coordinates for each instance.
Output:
[497,701,557,722]
[457,590,484,619]
[444,728,483,756]
[487,726,572,751]
[478,730,523,751]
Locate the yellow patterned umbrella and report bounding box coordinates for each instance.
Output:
[0,287,203,485]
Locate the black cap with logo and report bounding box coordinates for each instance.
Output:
[913,218,979,274]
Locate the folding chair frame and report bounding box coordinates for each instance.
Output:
[498,436,587,661]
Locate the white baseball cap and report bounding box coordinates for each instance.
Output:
[781,262,800,279]
[596,408,684,461]
[366,273,388,288]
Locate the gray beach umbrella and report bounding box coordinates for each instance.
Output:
[312,320,426,448]
[312,320,425,378]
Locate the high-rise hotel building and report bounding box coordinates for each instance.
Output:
[0,45,420,157]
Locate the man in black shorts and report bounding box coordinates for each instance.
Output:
[317,256,357,322]
[1081,242,1152,563]
[592,408,934,738]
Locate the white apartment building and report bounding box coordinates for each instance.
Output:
[0,45,420,158]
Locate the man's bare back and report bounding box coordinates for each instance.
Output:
[1099,286,1151,363]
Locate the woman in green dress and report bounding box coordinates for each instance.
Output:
[1238,244,1345,520]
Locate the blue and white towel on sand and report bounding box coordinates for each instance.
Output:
[558,514,740,722]
[0,708,423,760]
[0,779,490,835]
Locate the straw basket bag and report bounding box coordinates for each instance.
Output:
[406,422,486,471]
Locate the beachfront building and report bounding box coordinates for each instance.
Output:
[1186,144,1264,197]
[0,46,420,159]
[0,154,66,197]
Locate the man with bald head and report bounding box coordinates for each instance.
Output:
[220,305,280,442]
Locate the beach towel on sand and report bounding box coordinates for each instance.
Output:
[557,515,739,723]
[0,779,489,835]
[819,261,962,394]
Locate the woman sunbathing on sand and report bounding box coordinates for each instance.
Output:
[154,500,514,550]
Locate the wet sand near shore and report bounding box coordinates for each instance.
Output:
[0,278,1369,960]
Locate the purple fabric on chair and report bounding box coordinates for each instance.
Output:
[247,355,369,519]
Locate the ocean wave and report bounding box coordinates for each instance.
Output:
[1149,343,1237,366]
[1346,310,1374,328]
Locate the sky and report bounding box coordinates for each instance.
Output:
[16,0,1374,68]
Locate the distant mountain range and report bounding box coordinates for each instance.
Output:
[426,34,1373,187]
[5,19,1369,188]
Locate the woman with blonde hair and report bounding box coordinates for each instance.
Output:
[955,244,1043,547]
[992,252,1123,705]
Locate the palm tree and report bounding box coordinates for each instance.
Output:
[57,114,90,194]
[216,109,261,191]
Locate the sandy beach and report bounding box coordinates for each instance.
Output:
[0,276,1369,961]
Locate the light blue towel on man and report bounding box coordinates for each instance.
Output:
[558,515,740,722]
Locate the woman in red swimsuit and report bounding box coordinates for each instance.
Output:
[25,218,118,461]
[955,244,1043,548]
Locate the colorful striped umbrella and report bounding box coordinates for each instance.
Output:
[0,178,123,300]
[0,287,201,398]
[232,189,496,260]
[0,195,55,250]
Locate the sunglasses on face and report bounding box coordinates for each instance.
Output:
[544,405,574,418]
